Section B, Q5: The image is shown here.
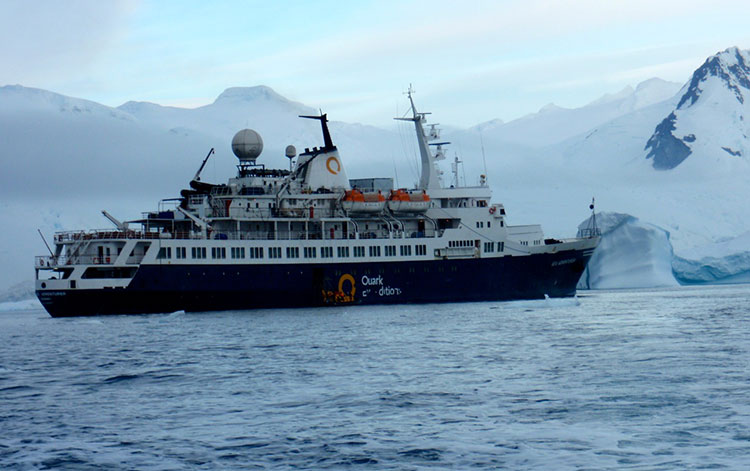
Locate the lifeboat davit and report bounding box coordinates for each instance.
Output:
[341,189,386,214]
[387,189,430,213]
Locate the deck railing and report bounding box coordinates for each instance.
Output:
[36,255,144,268]
[52,228,438,243]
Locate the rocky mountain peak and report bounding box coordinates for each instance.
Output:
[677,46,750,109]
[645,47,750,170]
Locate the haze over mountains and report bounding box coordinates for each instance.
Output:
[2,46,750,295]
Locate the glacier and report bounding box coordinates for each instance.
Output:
[672,232,750,284]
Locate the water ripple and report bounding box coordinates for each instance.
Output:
[1,285,750,469]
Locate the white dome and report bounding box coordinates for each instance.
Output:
[231,129,263,162]
[285,145,296,158]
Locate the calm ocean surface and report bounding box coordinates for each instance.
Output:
[1,285,750,470]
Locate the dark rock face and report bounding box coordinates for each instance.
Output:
[644,112,692,170]
[722,146,742,157]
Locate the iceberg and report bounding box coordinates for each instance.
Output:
[578,212,678,289]
[672,232,750,284]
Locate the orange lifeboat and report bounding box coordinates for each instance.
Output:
[387,189,430,213]
[341,189,386,214]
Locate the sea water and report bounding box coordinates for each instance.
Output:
[1,285,749,470]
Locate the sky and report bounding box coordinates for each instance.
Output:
[3,0,750,127]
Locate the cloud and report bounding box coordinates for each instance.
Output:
[3,0,750,125]
[0,0,136,87]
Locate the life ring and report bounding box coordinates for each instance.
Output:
[489,206,496,215]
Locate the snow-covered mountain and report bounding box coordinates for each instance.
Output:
[645,47,750,170]
[0,84,207,201]
[118,85,319,151]
[471,78,681,148]
[0,84,407,293]
[3,46,750,298]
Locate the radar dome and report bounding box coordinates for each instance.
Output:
[232,129,263,163]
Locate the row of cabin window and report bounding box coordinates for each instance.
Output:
[483,242,505,253]
[475,220,504,228]
[157,247,257,260]
[446,240,505,252]
[518,240,542,246]
[158,244,430,260]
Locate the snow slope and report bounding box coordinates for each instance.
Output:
[471,78,681,148]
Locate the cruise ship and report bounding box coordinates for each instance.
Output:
[35,91,599,317]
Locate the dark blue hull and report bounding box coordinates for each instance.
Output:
[37,249,591,317]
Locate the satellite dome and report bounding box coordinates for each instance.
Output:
[232,129,263,163]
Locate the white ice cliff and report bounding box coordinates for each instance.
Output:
[577,212,678,289]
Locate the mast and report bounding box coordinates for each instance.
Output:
[394,86,442,190]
